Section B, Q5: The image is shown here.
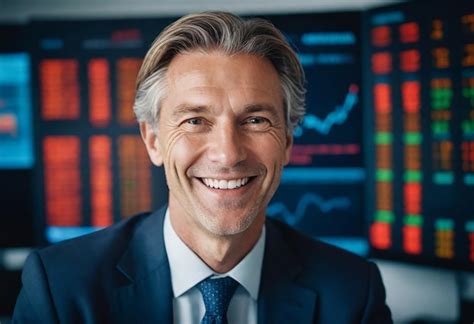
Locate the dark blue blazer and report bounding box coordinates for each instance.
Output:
[13,206,392,323]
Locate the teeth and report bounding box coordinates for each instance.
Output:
[202,177,250,190]
[228,180,237,189]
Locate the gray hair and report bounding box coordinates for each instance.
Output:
[133,12,305,134]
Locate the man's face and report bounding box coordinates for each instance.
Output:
[141,51,292,238]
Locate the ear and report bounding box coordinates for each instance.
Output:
[283,132,293,166]
[139,122,163,166]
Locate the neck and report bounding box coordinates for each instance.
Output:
[169,208,264,274]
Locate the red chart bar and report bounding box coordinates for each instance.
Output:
[402,81,421,113]
[403,225,422,255]
[371,52,392,74]
[371,26,391,47]
[374,83,392,113]
[370,222,392,250]
[399,22,420,43]
[89,135,113,227]
[88,59,111,127]
[400,50,420,73]
[43,136,82,226]
[39,59,80,121]
[404,183,421,215]
[462,141,474,172]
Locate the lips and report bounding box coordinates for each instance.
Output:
[201,177,251,190]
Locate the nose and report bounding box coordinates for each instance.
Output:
[207,123,247,167]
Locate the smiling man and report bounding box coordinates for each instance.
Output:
[13,12,392,323]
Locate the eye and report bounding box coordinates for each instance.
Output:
[243,116,271,131]
[186,118,203,125]
[245,116,271,125]
[247,117,267,124]
[181,117,210,133]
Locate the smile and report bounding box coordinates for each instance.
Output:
[201,177,251,190]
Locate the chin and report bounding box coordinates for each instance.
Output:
[197,205,262,237]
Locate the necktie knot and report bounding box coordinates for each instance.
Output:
[197,276,239,324]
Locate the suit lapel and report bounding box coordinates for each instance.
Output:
[258,219,318,323]
[110,208,317,323]
[113,207,173,323]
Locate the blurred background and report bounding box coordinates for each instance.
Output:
[1,0,473,322]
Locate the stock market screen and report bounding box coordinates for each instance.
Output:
[266,13,366,254]
[365,1,474,270]
[31,18,175,243]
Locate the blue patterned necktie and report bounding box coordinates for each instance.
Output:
[197,276,239,324]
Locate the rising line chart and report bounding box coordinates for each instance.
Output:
[294,84,359,137]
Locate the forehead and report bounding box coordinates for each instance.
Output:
[163,51,283,110]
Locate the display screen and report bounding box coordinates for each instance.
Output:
[365,1,474,270]
[31,18,175,243]
[265,12,367,254]
[0,25,35,247]
[0,52,33,169]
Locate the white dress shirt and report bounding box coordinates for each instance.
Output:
[163,209,265,324]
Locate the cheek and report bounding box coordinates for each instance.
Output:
[267,132,290,159]
[253,135,288,166]
[165,135,203,174]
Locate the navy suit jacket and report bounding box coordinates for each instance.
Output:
[13,206,392,323]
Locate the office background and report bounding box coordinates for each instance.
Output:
[1,0,473,322]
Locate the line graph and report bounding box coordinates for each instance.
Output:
[294,84,359,137]
[267,193,352,226]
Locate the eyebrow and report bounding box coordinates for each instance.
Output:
[170,103,281,120]
[243,103,281,120]
[171,104,210,120]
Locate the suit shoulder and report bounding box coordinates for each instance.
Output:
[35,211,151,271]
[266,218,392,323]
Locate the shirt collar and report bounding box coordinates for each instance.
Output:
[163,208,265,300]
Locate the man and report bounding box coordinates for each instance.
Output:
[13,12,392,323]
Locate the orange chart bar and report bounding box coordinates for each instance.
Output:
[118,135,152,218]
[40,59,80,120]
[435,230,454,259]
[89,135,113,227]
[116,58,141,126]
[43,136,82,226]
[432,47,450,69]
[88,59,112,127]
